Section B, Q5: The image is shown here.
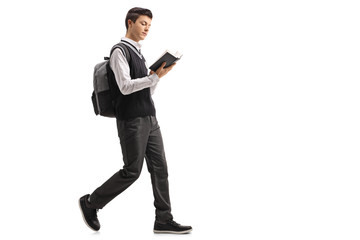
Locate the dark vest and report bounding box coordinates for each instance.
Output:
[108,41,156,120]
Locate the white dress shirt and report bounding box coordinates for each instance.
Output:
[109,37,159,95]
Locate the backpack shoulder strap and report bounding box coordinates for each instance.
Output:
[108,43,130,62]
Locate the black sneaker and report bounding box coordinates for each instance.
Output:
[154,219,192,234]
[78,194,100,231]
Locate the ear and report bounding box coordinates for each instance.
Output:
[127,19,134,28]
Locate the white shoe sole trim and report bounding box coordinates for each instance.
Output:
[153,229,192,234]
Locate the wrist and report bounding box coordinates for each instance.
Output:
[149,72,160,82]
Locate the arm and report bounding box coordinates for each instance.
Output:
[145,58,158,95]
[109,48,159,95]
[150,83,158,95]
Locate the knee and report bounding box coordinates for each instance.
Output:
[153,167,168,179]
[120,168,142,180]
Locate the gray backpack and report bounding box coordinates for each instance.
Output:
[91,43,130,117]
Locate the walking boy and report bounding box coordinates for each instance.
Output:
[79,7,192,234]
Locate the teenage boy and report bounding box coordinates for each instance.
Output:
[79,7,192,234]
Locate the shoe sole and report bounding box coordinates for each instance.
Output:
[78,198,99,231]
[153,229,192,234]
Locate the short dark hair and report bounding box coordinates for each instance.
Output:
[125,7,153,30]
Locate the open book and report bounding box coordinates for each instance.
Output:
[149,50,183,71]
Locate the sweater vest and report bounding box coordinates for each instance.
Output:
[109,42,156,120]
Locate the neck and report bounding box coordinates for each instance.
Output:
[125,32,140,43]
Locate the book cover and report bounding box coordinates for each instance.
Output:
[149,50,182,71]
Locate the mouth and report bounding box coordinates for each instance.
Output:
[142,32,147,36]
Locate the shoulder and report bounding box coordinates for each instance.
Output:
[110,48,127,61]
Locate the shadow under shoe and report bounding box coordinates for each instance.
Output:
[79,194,100,231]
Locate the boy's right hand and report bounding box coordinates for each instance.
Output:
[150,62,176,79]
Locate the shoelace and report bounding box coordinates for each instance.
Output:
[168,220,180,227]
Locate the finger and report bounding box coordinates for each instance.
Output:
[167,63,176,70]
[161,62,167,68]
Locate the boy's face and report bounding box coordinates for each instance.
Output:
[127,15,152,42]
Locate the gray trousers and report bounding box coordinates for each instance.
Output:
[89,116,173,222]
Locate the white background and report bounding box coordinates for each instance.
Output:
[0,0,359,239]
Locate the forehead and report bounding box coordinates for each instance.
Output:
[137,15,152,24]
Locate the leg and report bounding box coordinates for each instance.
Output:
[144,116,173,223]
[89,117,150,209]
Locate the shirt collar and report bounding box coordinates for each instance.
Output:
[121,37,142,51]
